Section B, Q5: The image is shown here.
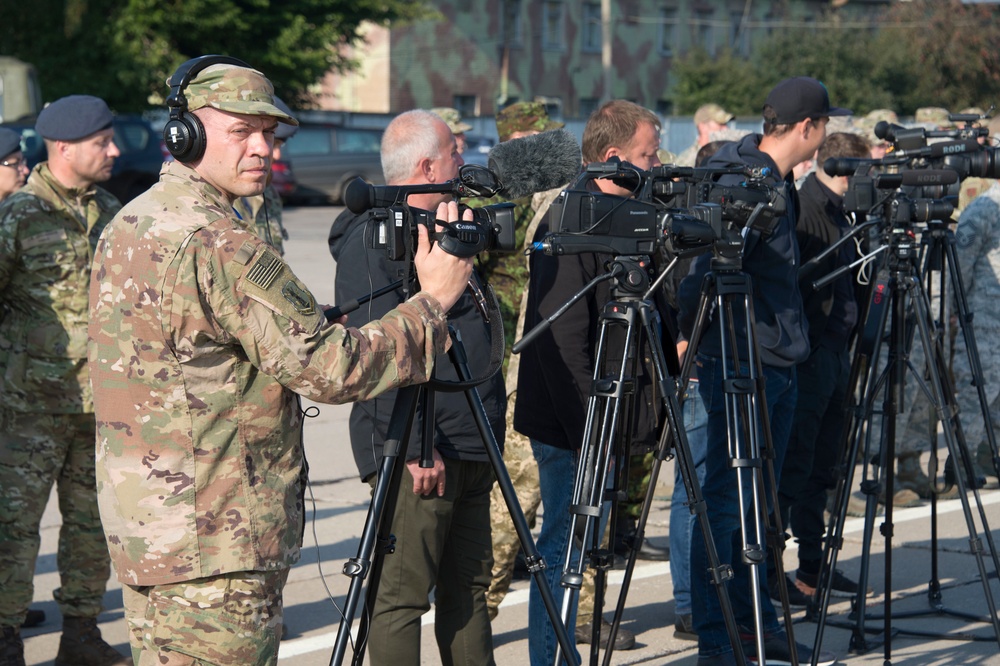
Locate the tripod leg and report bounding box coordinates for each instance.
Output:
[331,385,419,666]
[447,332,579,665]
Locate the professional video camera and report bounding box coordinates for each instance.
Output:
[533,158,786,259]
[343,127,584,260]
[824,110,1000,214]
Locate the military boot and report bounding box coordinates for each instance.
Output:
[54,617,132,666]
[0,625,25,666]
[896,452,932,499]
[944,453,987,491]
[976,442,999,480]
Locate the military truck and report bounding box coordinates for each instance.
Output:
[0,56,42,122]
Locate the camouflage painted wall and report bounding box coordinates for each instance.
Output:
[322,0,889,118]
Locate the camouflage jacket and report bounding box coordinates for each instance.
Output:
[0,162,120,414]
[89,161,450,585]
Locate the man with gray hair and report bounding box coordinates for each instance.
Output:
[328,109,505,665]
[90,58,472,665]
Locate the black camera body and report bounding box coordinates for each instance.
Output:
[344,170,518,260]
[368,202,517,261]
[536,160,785,260]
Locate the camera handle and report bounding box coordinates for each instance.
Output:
[330,326,579,666]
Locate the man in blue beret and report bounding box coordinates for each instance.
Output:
[0,94,130,665]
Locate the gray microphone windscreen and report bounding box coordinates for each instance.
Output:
[487,129,582,200]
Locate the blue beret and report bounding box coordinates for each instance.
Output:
[36,95,113,141]
[273,97,298,141]
[0,127,21,158]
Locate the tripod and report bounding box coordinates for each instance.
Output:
[812,212,1000,664]
[330,323,578,665]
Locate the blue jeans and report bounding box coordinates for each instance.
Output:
[669,379,709,617]
[528,441,582,666]
[690,354,797,657]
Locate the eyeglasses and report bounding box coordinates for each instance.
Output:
[1,157,27,169]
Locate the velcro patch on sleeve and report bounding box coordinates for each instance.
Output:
[245,250,283,290]
[281,280,316,316]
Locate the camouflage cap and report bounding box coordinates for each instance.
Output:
[694,103,734,125]
[0,127,21,158]
[656,148,676,165]
[179,64,298,126]
[496,101,564,142]
[915,106,953,128]
[431,107,473,134]
[960,107,986,117]
[853,109,897,141]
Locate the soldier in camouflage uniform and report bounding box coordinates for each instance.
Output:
[432,107,473,154]
[0,95,130,666]
[467,102,566,621]
[87,60,472,666]
[676,103,735,167]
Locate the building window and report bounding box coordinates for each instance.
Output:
[693,9,714,55]
[453,94,478,119]
[542,0,565,50]
[658,6,678,57]
[502,0,523,47]
[729,10,749,56]
[582,2,601,53]
[579,97,600,119]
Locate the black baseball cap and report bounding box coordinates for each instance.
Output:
[764,77,851,125]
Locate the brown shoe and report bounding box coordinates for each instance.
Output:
[55,617,132,666]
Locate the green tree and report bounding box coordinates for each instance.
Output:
[671,48,762,116]
[0,0,431,112]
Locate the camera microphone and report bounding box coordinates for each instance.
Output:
[487,128,582,200]
[873,170,959,188]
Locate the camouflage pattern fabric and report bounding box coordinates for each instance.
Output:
[675,142,699,168]
[89,160,450,587]
[482,187,563,617]
[182,64,297,126]
[122,569,287,665]
[431,107,472,134]
[0,162,120,416]
[0,412,110,626]
[899,184,1000,455]
[495,102,563,142]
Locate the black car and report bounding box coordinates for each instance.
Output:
[281,123,384,205]
[0,114,167,204]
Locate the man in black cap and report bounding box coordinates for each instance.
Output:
[676,76,849,666]
[0,94,129,666]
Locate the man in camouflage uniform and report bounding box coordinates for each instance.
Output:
[88,60,472,666]
[432,106,473,154]
[0,128,29,202]
[676,103,735,167]
[0,95,129,666]
[469,102,566,621]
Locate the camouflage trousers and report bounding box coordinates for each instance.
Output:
[122,569,288,665]
[0,411,109,627]
[486,402,540,619]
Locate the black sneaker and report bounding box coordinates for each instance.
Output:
[796,569,873,599]
[767,573,810,607]
[674,613,697,641]
[742,630,837,666]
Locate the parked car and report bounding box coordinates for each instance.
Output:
[0,114,166,204]
[270,158,297,200]
[281,123,384,205]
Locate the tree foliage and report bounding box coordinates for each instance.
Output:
[0,0,430,112]
[672,0,1000,118]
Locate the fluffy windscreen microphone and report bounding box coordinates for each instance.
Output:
[487,129,582,200]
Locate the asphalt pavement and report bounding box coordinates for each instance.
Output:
[21,204,1000,665]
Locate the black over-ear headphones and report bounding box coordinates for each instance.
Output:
[163,55,252,163]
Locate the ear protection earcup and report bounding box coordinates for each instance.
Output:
[162,55,251,163]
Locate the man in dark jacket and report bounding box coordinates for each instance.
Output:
[676,77,848,666]
[514,99,664,666]
[328,109,506,666]
[769,132,872,606]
